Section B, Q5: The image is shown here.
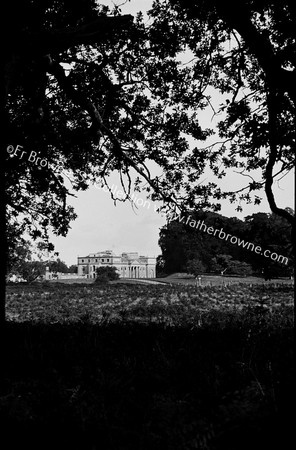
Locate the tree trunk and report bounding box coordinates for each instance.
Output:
[0,65,7,327]
[0,196,6,327]
[0,15,133,327]
[0,52,13,327]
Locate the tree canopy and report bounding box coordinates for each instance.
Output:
[7,240,71,282]
[158,210,294,277]
[148,0,295,223]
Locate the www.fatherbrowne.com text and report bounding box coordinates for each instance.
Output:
[168,212,289,266]
[7,144,289,265]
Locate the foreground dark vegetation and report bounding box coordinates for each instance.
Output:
[1,283,294,449]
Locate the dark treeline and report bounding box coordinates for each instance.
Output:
[158,209,294,278]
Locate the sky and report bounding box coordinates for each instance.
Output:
[49,0,295,266]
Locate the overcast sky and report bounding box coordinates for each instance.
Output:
[50,0,295,266]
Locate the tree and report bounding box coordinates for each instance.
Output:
[159,210,246,273]
[7,241,46,283]
[68,265,78,274]
[158,221,189,274]
[214,254,253,277]
[243,209,294,276]
[95,266,119,283]
[2,1,136,322]
[186,258,206,276]
[15,261,46,284]
[159,209,292,276]
[48,258,68,274]
[2,0,295,323]
[158,0,295,225]
[155,255,167,278]
[7,240,32,277]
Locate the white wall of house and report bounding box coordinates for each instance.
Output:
[45,268,87,280]
[77,251,156,279]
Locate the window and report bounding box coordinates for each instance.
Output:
[82,259,84,263]
[95,259,98,262]
[102,259,104,262]
[107,259,110,262]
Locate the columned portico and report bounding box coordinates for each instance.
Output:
[130,266,140,278]
[128,265,143,278]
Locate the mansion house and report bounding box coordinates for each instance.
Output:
[77,250,156,279]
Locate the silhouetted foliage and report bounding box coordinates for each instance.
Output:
[159,210,293,276]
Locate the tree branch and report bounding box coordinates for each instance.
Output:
[8,15,133,55]
[48,58,183,213]
[265,90,295,228]
[214,0,296,107]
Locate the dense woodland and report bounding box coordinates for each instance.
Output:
[158,210,294,277]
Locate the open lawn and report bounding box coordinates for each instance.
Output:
[43,274,294,287]
[155,274,294,286]
[1,282,294,449]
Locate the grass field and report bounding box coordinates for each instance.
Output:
[42,273,294,287]
[154,274,293,286]
[1,282,294,449]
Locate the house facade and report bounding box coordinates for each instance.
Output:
[77,250,156,279]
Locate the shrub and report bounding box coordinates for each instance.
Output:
[95,266,119,283]
[228,260,253,276]
[186,258,206,276]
